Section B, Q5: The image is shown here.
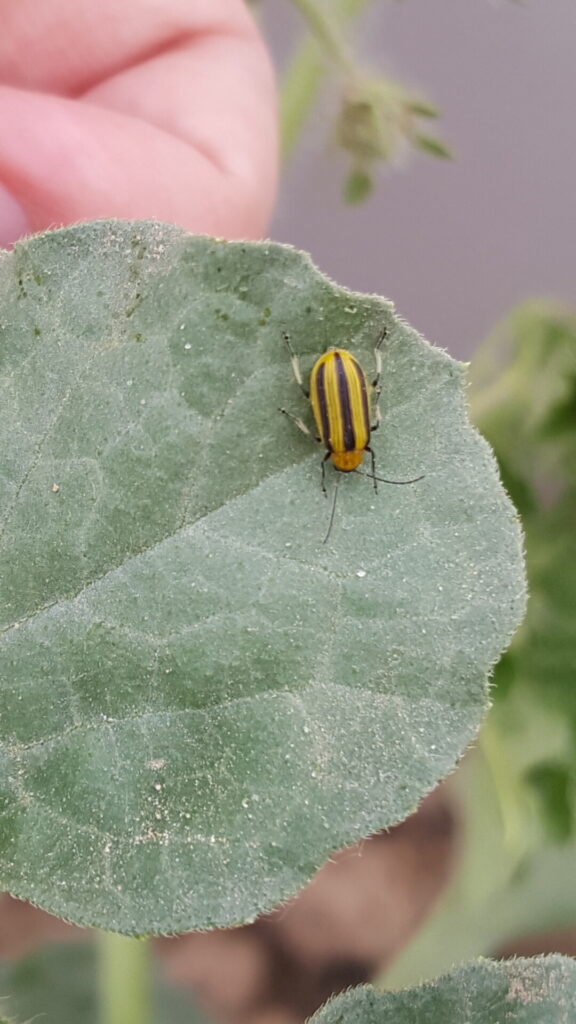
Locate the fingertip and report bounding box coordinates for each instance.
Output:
[0,182,30,248]
[0,87,275,240]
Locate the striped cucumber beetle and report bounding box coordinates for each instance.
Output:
[279,328,423,542]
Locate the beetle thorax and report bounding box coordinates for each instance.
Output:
[330,450,365,472]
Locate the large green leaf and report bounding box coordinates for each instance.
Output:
[312,957,576,1024]
[0,942,209,1024]
[0,221,524,933]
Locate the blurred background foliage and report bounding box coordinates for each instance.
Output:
[383,302,576,988]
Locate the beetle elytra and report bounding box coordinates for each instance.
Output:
[279,328,423,542]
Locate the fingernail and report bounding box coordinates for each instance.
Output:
[0,184,30,248]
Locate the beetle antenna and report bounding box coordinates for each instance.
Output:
[353,469,425,485]
[323,474,341,544]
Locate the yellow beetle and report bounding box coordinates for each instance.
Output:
[280,328,423,541]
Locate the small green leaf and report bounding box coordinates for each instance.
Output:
[0,221,525,934]
[312,957,576,1023]
[344,168,374,203]
[408,98,440,119]
[0,942,208,1024]
[414,134,453,159]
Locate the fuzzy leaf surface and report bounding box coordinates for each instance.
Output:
[0,222,524,932]
[312,957,576,1024]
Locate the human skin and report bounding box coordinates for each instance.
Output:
[0,0,278,247]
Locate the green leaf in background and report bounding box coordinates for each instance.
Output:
[312,957,576,1024]
[380,745,576,990]
[344,167,374,204]
[0,942,208,1024]
[413,134,453,160]
[470,301,576,515]
[384,305,576,988]
[0,221,524,934]
[470,304,576,851]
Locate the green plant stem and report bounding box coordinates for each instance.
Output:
[280,0,372,159]
[98,932,153,1024]
[280,36,324,160]
[289,0,356,73]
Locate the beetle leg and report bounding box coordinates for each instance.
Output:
[283,332,310,398]
[371,325,386,432]
[278,407,315,439]
[370,403,382,433]
[366,446,378,493]
[371,325,387,391]
[321,451,331,496]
